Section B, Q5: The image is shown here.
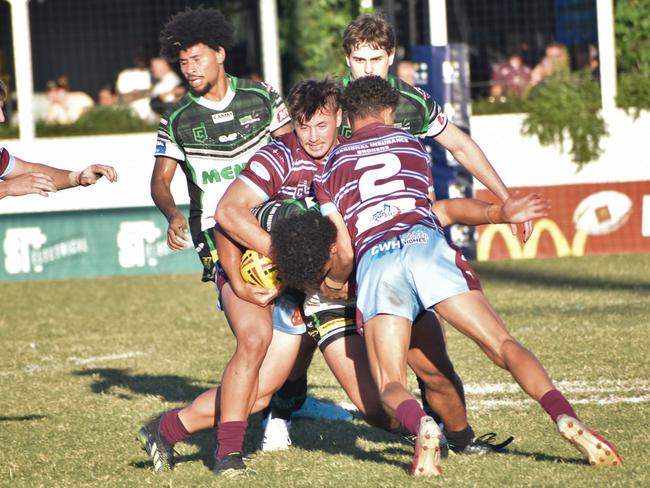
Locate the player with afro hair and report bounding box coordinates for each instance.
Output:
[342,74,399,123]
[270,210,338,292]
[159,6,235,62]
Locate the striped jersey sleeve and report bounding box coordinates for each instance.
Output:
[153,108,186,162]
[238,140,291,201]
[415,86,448,138]
[0,147,16,179]
[263,83,291,133]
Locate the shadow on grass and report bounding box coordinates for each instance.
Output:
[73,367,211,402]
[0,414,47,422]
[474,264,650,293]
[506,448,586,466]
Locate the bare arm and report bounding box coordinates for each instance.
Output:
[1,156,117,198]
[271,123,292,138]
[214,179,271,255]
[320,210,354,299]
[150,156,188,250]
[215,226,278,306]
[432,193,549,242]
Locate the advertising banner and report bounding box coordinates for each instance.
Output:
[476,181,650,261]
[0,206,199,281]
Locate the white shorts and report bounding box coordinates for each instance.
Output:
[355,224,481,325]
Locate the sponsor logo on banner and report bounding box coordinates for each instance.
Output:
[3,227,88,274]
[117,221,171,268]
[211,111,234,124]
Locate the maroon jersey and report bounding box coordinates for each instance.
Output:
[0,147,16,179]
[238,131,343,202]
[316,123,438,259]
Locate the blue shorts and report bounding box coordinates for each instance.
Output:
[355,224,481,325]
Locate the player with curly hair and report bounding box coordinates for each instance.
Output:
[139,6,291,477]
[0,80,117,199]
[311,75,622,475]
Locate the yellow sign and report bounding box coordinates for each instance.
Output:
[477,219,588,261]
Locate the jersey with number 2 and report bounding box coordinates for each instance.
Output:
[316,123,439,260]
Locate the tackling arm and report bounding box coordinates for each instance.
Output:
[320,211,354,298]
[214,179,271,256]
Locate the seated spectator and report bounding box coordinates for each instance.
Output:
[116,49,153,120]
[46,76,94,125]
[149,56,183,117]
[529,42,569,88]
[490,51,531,99]
[396,59,416,86]
[97,85,119,106]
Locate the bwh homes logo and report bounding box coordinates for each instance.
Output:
[3,227,88,274]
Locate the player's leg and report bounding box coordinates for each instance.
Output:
[216,282,273,465]
[408,311,514,454]
[364,314,443,476]
[435,290,622,466]
[321,333,394,430]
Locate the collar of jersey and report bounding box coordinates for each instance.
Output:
[192,75,236,111]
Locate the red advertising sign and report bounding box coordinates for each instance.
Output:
[475,181,650,261]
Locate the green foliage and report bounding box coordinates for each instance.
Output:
[471,97,530,115]
[35,106,157,137]
[278,0,362,90]
[614,0,650,117]
[521,70,605,170]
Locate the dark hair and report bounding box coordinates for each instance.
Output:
[343,75,398,121]
[343,14,395,56]
[287,79,342,124]
[270,211,337,291]
[159,6,235,62]
[0,80,7,102]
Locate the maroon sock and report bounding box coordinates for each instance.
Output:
[395,399,427,436]
[540,389,578,422]
[159,409,191,445]
[216,421,248,460]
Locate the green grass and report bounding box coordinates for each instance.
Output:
[2,254,649,486]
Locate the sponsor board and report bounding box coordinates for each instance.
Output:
[0,206,196,281]
[476,180,650,261]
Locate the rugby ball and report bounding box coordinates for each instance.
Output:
[253,198,312,232]
[573,191,633,236]
[240,249,279,289]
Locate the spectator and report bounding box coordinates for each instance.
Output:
[529,42,569,88]
[97,85,119,106]
[45,76,94,125]
[396,59,416,86]
[490,51,531,99]
[115,49,153,120]
[149,56,183,117]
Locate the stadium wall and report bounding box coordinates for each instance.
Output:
[1,110,648,280]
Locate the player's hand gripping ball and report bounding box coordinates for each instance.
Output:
[240,249,279,289]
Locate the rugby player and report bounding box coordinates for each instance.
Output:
[286,75,622,475]
[268,12,532,451]
[136,79,540,476]
[139,6,291,477]
[0,80,117,199]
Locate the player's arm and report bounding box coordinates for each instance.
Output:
[2,156,116,196]
[151,155,189,250]
[320,210,354,299]
[214,225,278,306]
[214,179,271,255]
[432,193,549,240]
[433,122,534,240]
[271,124,292,137]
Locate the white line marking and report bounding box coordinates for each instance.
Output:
[68,351,145,365]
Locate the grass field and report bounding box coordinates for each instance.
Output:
[2,253,649,487]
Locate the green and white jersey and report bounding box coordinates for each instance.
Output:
[154,76,291,240]
[339,74,448,139]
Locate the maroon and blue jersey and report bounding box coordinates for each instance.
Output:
[316,123,439,260]
[238,131,344,201]
[0,147,16,179]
